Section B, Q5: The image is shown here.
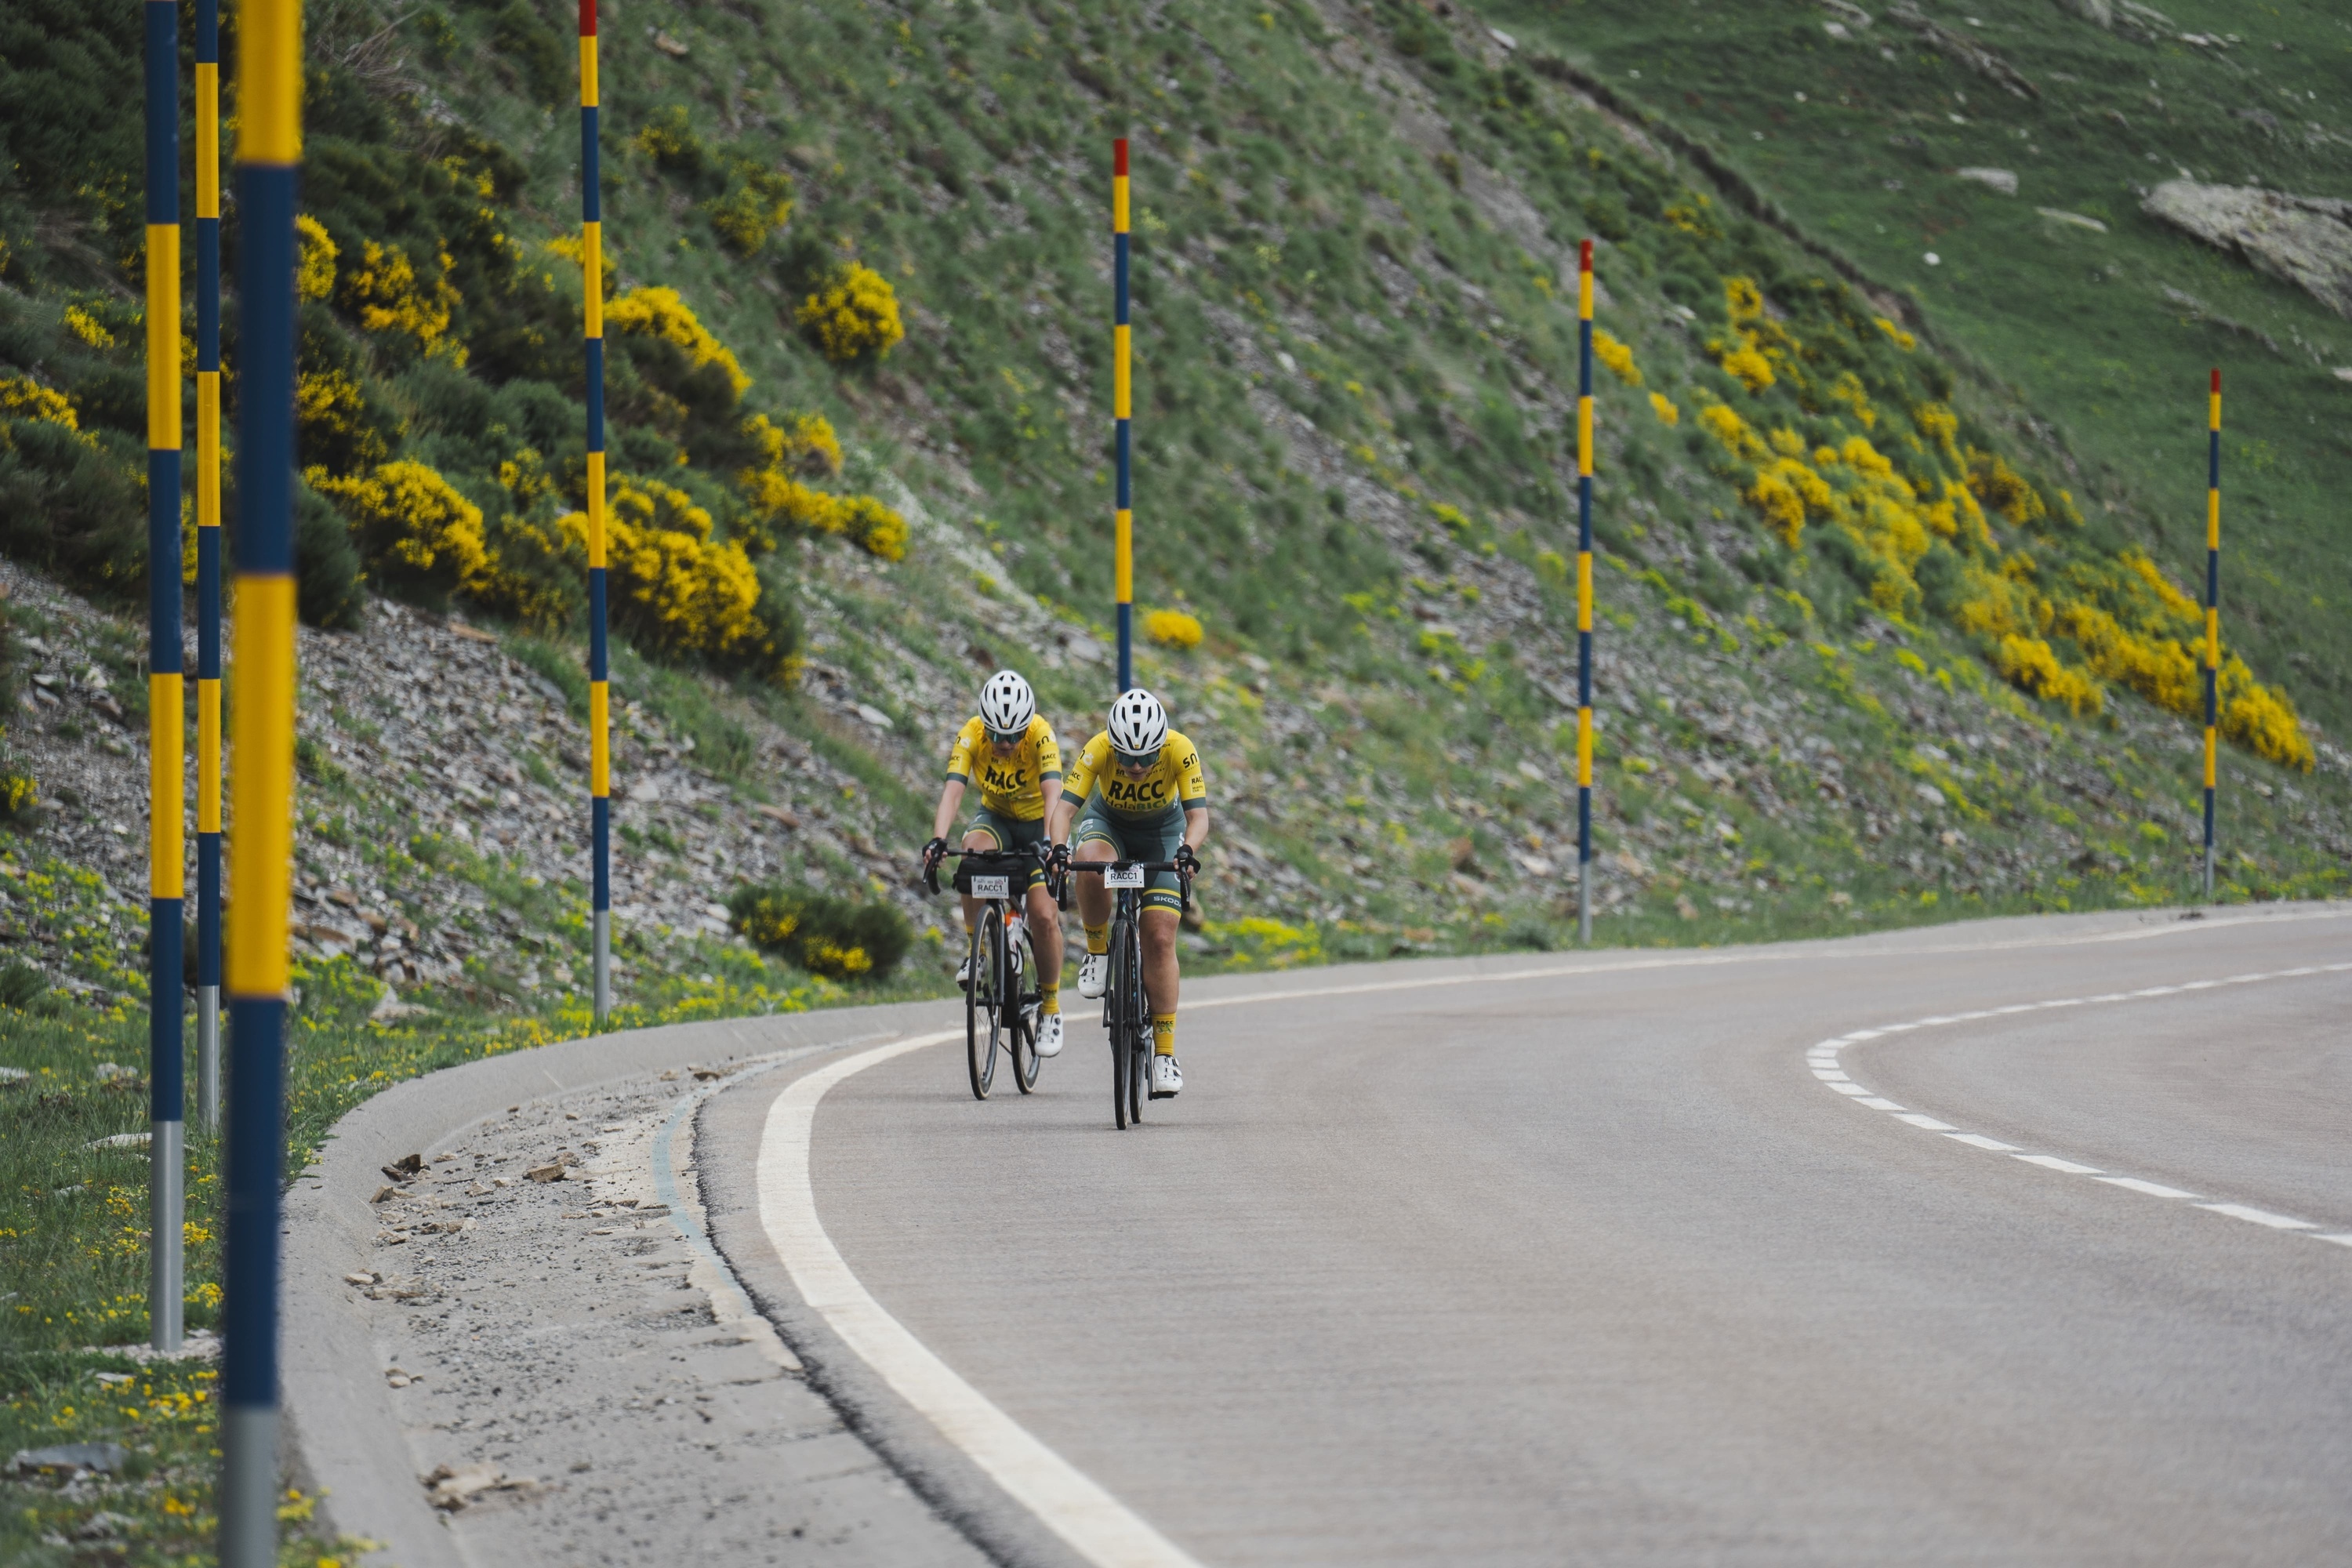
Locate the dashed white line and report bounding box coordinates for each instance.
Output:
[1808,959,2352,1251]
[2198,1203,2316,1231]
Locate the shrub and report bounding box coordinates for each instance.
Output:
[290,477,368,630]
[0,416,144,604]
[296,214,338,301]
[295,368,397,476]
[706,166,796,257]
[1592,328,1641,387]
[0,766,36,821]
[742,411,842,479]
[606,286,750,399]
[339,239,465,364]
[797,263,905,363]
[309,459,492,601]
[556,479,792,677]
[1994,634,2103,717]
[1145,608,1204,649]
[727,882,912,980]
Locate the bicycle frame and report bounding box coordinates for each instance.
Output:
[932,847,1051,1099]
[1067,858,1190,1128]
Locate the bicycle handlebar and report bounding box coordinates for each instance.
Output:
[923,842,1054,897]
[1065,858,1194,914]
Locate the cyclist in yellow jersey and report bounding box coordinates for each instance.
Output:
[923,671,1069,1058]
[1047,688,1208,1098]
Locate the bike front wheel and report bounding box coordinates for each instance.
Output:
[967,908,1002,1100]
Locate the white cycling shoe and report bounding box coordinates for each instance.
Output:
[1149,1054,1182,1098]
[956,955,971,989]
[1077,952,1109,999]
[1036,1012,1065,1058]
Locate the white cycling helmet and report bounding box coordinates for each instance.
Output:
[978,670,1036,737]
[1107,688,1169,757]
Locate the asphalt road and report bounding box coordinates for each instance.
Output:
[757,907,2352,1566]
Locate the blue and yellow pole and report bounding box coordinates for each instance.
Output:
[195,0,223,1134]
[583,0,612,1020]
[144,0,186,1356]
[222,0,300,1558]
[2203,368,2221,900]
[1113,136,1133,694]
[1575,240,1596,946]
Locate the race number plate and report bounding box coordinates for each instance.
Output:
[969,875,1010,899]
[1102,864,1145,889]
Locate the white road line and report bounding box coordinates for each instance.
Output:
[1809,960,2352,1250]
[2198,1203,2317,1231]
[2015,1155,2102,1175]
[2099,1177,2200,1200]
[758,1031,1207,1568]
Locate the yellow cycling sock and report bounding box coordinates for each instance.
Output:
[1152,1013,1176,1056]
[1085,924,1109,956]
[1038,983,1060,1017]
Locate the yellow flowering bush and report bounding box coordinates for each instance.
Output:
[340,240,465,364]
[1649,391,1680,426]
[62,305,114,350]
[1994,634,2103,717]
[0,768,38,821]
[742,411,842,478]
[296,215,339,302]
[725,882,913,979]
[797,263,905,363]
[1592,328,1642,387]
[1966,448,2045,527]
[706,166,796,257]
[555,479,791,675]
[294,369,394,475]
[0,377,81,434]
[606,287,750,398]
[1145,608,1205,649]
[308,459,492,597]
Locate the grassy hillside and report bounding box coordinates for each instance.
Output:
[1475,0,2352,729]
[0,0,2347,967]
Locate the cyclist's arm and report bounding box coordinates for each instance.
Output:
[1182,804,1210,851]
[1040,775,1064,838]
[931,777,967,842]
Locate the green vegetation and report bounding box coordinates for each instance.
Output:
[1477,0,2352,734]
[728,881,916,979]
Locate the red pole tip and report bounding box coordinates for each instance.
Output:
[579,0,596,36]
[1579,238,1593,272]
[2211,368,2221,393]
[1113,139,1129,176]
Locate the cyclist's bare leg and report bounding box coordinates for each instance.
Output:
[1024,882,1063,989]
[956,827,996,935]
[1073,837,1116,930]
[1141,907,1180,1022]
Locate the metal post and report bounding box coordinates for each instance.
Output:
[144,0,185,1356]
[1575,241,1596,947]
[582,0,612,1022]
[1112,137,1133,695]
[223,1,300,1558]
[2203,368,2220,901]
[195,0,223,1134]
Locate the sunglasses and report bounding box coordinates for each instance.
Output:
[986,729,1026,747]
[1113,749,1161,771]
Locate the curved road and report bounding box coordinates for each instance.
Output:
[717,906,2352,1566]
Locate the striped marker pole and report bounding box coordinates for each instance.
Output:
[2203,368,2221,900]
[223,0,300,1558]
[583,0,612,1020]
[1575,240,1596,947]
[195,0,223,1134]
[1112,137,1133,695]
[144,0,186,1356]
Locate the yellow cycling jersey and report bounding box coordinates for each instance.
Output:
[1065,728,1209,819]
[945,714,1063,822]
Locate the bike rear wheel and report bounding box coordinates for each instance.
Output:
[967,907,1002,1100]
[1011,926,1041,1095]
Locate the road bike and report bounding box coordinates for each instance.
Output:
[1067,858,1191,1130]
[927,847,1050,1100]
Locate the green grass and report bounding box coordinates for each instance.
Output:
[1473,0,2352,735]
